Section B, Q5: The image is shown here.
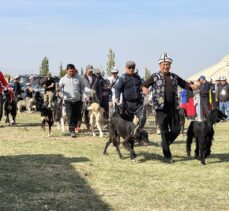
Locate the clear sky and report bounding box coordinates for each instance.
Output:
[0,0,229,79]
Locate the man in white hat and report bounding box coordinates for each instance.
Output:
[142,53,196,163]
[108,67,120,106]
[217,76,229,120]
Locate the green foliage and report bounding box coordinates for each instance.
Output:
[144,67,151,80]
[39,57,49,76]
[80,67,84,76]
[106,48,115,76]
[59,62,66,77]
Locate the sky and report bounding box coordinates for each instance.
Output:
[0,0,229,79]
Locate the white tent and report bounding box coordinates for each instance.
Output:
[188,55,229,81]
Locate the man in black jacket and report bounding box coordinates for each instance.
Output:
[199,75,211,120]
[217,76,229,120]
[115,60,146,129]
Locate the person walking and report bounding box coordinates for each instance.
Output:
[142,53,195,163]
[0,71,14,126]
[81,65,102,130]
[59,64,85,137]
[115,60,146,129]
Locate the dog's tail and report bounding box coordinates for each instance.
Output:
[186,121,195,156]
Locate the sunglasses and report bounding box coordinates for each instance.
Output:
[127,66,135,69]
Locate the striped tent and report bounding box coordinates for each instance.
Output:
[188,55,229,81]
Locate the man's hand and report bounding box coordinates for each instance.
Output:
[115,98,120,105]
[142,87,149,95]
[190,84,198,90]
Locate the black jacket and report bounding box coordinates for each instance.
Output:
[199,81,210,98]
[217,83,229,102]
[115,73,142,101]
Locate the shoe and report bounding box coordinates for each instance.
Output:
[71,132,76,138]
[75,127,80,133]
[156,128,161,135]
[164,158,173,163]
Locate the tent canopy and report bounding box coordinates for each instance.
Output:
[188,55,229,81]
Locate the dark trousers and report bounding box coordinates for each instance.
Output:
[200,97,210,120]
[65,100,82,132]
[125,100,146,129]
[156,108,180,158]
[0,94,3,121]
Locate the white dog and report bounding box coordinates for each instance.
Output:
[87,102,104,137]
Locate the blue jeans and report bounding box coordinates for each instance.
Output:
[219,101,229,120]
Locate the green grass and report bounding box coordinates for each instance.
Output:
[0,113,229,210]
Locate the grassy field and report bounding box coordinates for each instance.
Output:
[0,112,229,211]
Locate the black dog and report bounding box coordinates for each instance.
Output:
[179,108,186,136]
[103,105,149,160]
[186,109,227,165]
[39,104,54,137]
[3,89,17,125]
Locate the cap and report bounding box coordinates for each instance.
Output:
[126,60,136,67]
[86,64,94,71]
[26,83,31,86]
[111,66,119,73]
[219,76,227,81]
[198,75,206,80]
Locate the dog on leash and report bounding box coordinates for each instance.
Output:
[53,95,67,132]
[3,89,17,125]
[186,109,227,165]
[103,104,149,160]
[87,102,104,137]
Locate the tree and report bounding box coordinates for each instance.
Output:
[40,57,49,76]
[80,67,84,76]
[106,48,115,76]
[59,62,66,77]
[144,67,151,80]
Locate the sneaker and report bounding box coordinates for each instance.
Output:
[75,127,80,133]
[71,132,76,138]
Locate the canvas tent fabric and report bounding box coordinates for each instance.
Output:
[188,55,229,81]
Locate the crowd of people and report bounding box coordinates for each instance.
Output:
[0,52,229,162]
[179,75,229,121]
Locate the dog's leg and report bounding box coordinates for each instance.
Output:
[90,115,95,136]
[103,137,112,155]
[96,116,103,137]
[48,121,52,137]
[5,113,10,125]
[205,136,212,158]
[186,122,194,157]
[123,136,136,160]
[41,118,46,137]
[195,138,199,159]
[199,137,206,165]
[61,117,65,132]
[113,135,123,159]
